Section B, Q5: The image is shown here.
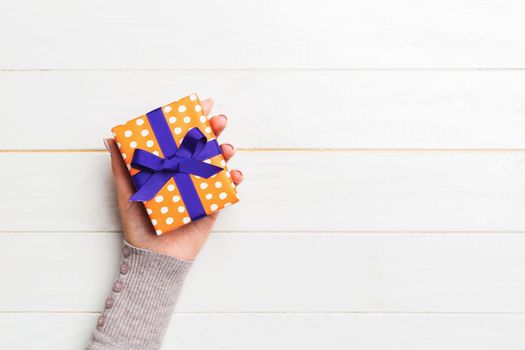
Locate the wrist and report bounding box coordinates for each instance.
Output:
[90,240,193,349]
[124,233,203,261]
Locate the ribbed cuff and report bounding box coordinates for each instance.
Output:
[86,240,193,350]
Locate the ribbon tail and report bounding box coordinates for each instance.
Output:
[174,173,207,221]
[130,172,173,202]
[194,140,221,161]
[179,158,223,178]
[131,171,154,189]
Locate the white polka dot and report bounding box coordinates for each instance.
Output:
[136,118,144,126]
[195,105,202,112]
[112,131,116,137]
[164,106,172,113]
[178,105,186,113]
[204,159,211,164]
[124,130,132,137]
[141,129,149,137]
[215,181,222,188]
[205,193,213,200]
[117,142,121,148]
[156,229,162,235]
[146,208,153,215]
[172,195,181,202]
[184,116,191,123]
[126,164,131,170]
[210,204,218,211]
[226,171,231,178]
[130,141,137,148]
[161,206,168,214]
[220,160,226,166]
[153,151,160,156]
[169,116,177,124]
[155,195,164,203]
[146,140,154,148]
[166,217,174,225]
[219,192,227,200]
[205,126,211,134]
[182,217,191,224]
[151,219,158,225]
[178,206,185,213]
[200,116,207,123]
[232,183,236,188]
[122,153,127,159]
[167,184,175,192]
[189,94,197,101]
[224,202,232,207]
[174,127,182,135]
[200,183,208,190]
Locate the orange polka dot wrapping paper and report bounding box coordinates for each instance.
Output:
[111,94,239,235]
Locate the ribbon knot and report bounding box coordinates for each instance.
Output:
[129,127,223,202]
[162,157,180,171]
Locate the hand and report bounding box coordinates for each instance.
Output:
[104,99,243,260]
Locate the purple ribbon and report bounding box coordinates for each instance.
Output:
[129,107,222,221]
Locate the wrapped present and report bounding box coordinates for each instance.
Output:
[111,94,239,235]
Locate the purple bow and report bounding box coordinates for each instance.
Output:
[130,127,222,202]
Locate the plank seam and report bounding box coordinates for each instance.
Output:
[3,148,525,153]
[3,68,525,72]
[3,231,525,235]
[2,311,525,315]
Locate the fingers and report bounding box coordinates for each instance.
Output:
[220,143,235,161]
[230,170,243,185]
[200,97,227,137]
[219,143,243,185]
[201,97,227,137]
[209,114,227,137]
[201,98,214,116]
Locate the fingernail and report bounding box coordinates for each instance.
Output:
[219,114,228,120]
[103,138,111,153]
[224,143,234,151]
[237,170,243,177]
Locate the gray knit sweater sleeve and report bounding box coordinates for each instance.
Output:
[86,240,192,350]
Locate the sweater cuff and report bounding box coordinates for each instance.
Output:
[87,240,192,350]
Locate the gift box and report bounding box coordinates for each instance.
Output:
[111,94,239,235]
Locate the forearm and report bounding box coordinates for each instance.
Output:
[86,240,192,350]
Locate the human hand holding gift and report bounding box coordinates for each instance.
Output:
[105,96,243,260]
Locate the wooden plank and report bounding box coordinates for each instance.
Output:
[1,312,525,350]
[1,151,525,232]
[2,71,525,149]
[1,232,525,312]
[1,1,525,69]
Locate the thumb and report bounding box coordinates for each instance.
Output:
[105,138,135,202]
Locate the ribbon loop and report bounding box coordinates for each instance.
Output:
[131,149,164,172]
[176,127,208,159]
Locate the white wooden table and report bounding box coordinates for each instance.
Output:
[1,1,525,348]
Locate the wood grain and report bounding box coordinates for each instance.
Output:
[1,0,525,69]
[1,151,524,232]
[1,71,525,150]
[2,0,524,345]
[1,312,525,349]
[1,232,525,312]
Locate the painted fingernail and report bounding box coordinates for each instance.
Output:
[103,138,111,153]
